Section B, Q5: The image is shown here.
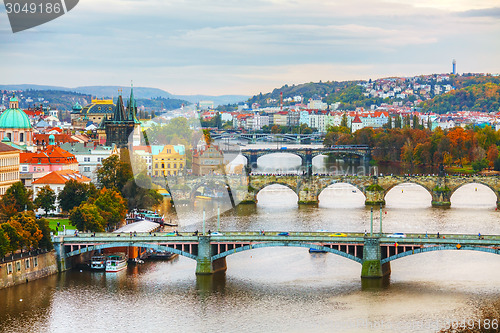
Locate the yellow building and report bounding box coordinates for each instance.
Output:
[152,145,186,176]
[0,141,20,197]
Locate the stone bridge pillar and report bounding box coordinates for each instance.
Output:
[298,179,319,205]
[361,237,391,286]
[53,238,71,272]
[431,176,451,208]
[195,236,227,275]
[365,177,385,206]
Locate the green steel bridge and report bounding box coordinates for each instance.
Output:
[53,231,500,284]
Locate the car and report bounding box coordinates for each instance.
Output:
[277,232,289,236]
[329,233,347,237]
[387,233,406,238]
[210,232,224,236]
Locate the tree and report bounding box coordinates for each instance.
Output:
[271,125,281,134]
[0,182,34,220]
[36,218,53,250]
[92,188,127,230]
[58,180,96,212]
[394,115,402,128]
[34,185,56,216]
[486,145,499,168]
[0,228,9,257]
[340,112,349,128]
[69,203,105,232]
[96,154,133,193]
[9,213,43,249]
[122,173,163,210]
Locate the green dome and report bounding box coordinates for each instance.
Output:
[0,107,32,129]
[72,102,82,111]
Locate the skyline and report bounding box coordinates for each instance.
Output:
[1,0,499,96]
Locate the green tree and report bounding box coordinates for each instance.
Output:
[92,188,128,230]
[96,154,133,193]
[340,113,349,128]
[394,115,402,128]
[122,173,163,210]
[69,203,105,232]
[0,228,9,257]
[34,185,56,216]
[36,217,53,250]
[58,180,96,212]
[0,222,23,253]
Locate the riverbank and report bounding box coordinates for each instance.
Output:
[0,250,58,289]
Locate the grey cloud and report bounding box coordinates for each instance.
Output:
[457,7,500,18]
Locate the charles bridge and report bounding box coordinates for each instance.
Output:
[163,174,500,208]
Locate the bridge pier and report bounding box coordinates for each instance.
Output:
[53,239,72,272]
[195,236,227,275]
[361,237,391,288]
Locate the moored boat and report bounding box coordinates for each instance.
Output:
[106,254,128,272]
[90,255,106,270]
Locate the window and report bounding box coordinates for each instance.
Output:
[20,133,24,142]
[34,257,38,267]
[174,164,177,169]
[84,167,90,172]
[7,263,13,274]
[167,164,170,168]
[16,261,21,272]
[84,157,90,162]
[97,157,103,162]
[25,259,30,269]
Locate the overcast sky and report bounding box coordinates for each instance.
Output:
[0,0,499,95]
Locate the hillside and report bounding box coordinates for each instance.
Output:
[421,81,500,113]
[242,74,500,113]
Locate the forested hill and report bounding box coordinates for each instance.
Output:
[421,81,500,113]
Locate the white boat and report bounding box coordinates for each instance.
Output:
[106,254,128,272]
[90,255,106,270]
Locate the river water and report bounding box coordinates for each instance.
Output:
[1,154,500,333]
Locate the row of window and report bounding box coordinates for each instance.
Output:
[0,171,19,183]
[0,156,19,167]
[83,157,104,162]
[5,257,38,274]
[154,163,183,169]
[154,170,179,176]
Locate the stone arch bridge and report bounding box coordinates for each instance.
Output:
[164,174,500,208]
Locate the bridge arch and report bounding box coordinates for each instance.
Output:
[316,180,366,198]
[449,182,499,207]
[189,179,231,200]
[384,182,433,207]
[381,245,500,264]
[65,242,197,260]
[211,242,362,263]
[255,183,299,205]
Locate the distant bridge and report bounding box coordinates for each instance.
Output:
[237,146,371,172]
[53,231,500,285]
[211,131,323,143]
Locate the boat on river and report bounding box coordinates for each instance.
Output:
[106,254,128,272]
[90,255,106,270]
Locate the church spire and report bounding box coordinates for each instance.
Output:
[113,91,126,122]
[127,81,140,124]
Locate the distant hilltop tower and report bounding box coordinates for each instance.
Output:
[452,59,457,75]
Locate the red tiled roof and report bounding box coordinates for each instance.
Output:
[34,134,78,145]
[33,170,90,185]
[20,145,77,165]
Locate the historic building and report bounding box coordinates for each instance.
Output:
[0,141,20,197]
[71,98,115,129]
[59,142,119,182]
[32,170,90,214]
[0,94,33,148]
[192,145,224,176]
[103,87,141,148]
[20,137,79,186]
[152,145,186,177]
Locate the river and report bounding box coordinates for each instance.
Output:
[1,153,499,333]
